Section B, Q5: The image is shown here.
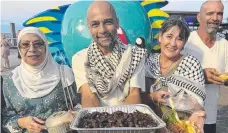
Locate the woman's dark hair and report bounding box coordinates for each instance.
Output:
[160,16,190,42]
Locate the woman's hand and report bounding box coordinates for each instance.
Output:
[188,111,206,133]
[18,116,46,133]
[150,91,170,103]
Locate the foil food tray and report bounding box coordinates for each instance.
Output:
[70,104,166,133]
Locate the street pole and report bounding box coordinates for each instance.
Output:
[10,23,16,46]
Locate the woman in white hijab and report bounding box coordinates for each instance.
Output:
[2,27,80,133]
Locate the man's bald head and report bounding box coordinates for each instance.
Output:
[199,0,224,13]
[197,0,224,35]
[86,1,118,21]
[86,1,119,51]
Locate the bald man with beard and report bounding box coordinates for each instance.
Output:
[183,1,228,133]
[72,1,147,108]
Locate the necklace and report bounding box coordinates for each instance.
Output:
[159,55,176,70]
[160,61,174,70]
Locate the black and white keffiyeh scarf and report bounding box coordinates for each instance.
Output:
[146,53,206,102]
[85,38,147,98]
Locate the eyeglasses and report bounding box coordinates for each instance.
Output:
[19,41,45,51]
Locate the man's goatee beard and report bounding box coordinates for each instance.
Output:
[207,28,218,36]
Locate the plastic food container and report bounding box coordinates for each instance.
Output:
[45,111,74,133]
[70,104,166,133]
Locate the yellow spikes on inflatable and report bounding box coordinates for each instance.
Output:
[152,20,165,28]
[38,27,52,34]
[26,16,57,25]
[52,6,60,10]
[153,45,161,50]
[47,41,52,45]
[148,9,169,17]
[154,34,159,39]
[141,0,166,6]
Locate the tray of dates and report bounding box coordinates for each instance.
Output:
[70,104,166,133]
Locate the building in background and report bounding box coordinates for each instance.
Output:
[1,23,18,47]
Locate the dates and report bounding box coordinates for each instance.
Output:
[78,110,157,128]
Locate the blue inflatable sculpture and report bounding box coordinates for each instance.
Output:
[23,0,169,65]
[62,1,151,64]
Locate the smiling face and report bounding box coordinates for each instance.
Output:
[19,33,46,66]
[87,1,119,49]
[159,26,185,60]
[197,1,224,35]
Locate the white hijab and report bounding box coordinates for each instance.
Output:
[12,27,74,98]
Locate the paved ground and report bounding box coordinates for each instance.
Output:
[217,86,228,133]
[1,49,228,133]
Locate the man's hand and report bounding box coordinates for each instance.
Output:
[150,91,170,103]
[124,87,141,104]
[204,68,224,85]
[18,116,46,133]
[80,83,100,108]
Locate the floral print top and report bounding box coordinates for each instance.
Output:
[2,73,81,133]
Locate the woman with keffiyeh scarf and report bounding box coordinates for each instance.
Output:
[144,17,206,132]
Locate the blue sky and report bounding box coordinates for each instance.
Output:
[1,0,228,33]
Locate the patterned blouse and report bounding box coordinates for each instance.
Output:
[145,53,206,106]
[2,73,81,133]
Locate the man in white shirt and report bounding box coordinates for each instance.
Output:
[72,1,146,108]
[183,1,228,133]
